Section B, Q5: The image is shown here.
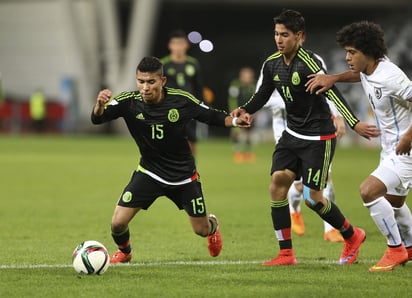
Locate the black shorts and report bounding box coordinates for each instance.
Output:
[271,132,336,190]
[117,171,207,217]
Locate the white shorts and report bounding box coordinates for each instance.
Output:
[272,108,287,143]
[371,151,412,196]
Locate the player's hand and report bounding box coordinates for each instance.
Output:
[353,121,380,140]
[333,116,346,139]
[97,89,112,107]
[305,74,336,94]
[395,136,412,155]
[230,108,246,118]
[236,113,253,127]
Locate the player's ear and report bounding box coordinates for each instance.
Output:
[162,76,167,86]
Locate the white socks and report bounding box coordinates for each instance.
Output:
[393,203,412,248]
[288,183,303,213]
[364,197,402,246]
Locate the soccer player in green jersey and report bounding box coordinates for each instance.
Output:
[231,9,380,266]
[92,56,251,263]
[160,30,204,154]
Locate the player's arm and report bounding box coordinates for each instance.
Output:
[91,89,121,124]
[306,71,360,94]
[93,89,112,116]
[396,96,412,155]
[324,86,380,139]
[194,102,251,128]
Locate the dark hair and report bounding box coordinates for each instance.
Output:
[136,56,164,75]
[336,21,387,59]
[273,9,305,34]
[168,29,188,40]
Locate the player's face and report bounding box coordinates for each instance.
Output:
[343,46,370,74]
[274,24,301,58]
[168,37,189,55]
[136,71,167,104]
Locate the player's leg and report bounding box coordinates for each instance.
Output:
[171,178,222,257]
[362,164,409,271]
[110,171,160,264]
[392,201,412,260]
[262,134,298,266]
[301,138,365,265]
[323,170,344,242]
[110,205,140,263]
[262,168,297,266]
[243,128,255,163]
[288,180,305,236]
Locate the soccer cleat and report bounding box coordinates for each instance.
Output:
[339,227,366,265]
[291,212,305,236]
[369,245,408,272]
[207,214,222,257]
[324,229,344,243]
[262,249,298,266]
[233,152,244,164]
[407,246,412,261]
[110,250,132,264]
[243,152,256,163]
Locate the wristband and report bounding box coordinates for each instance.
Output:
[232,117,238,127]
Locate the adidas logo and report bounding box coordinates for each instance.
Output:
[273,75,280,82]
[135,113,145,120]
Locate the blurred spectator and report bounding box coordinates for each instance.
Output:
[227,67,256,163]
[160,30,204,154]
[30,88,46,133]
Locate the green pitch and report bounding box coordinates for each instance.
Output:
[0,135,411,297]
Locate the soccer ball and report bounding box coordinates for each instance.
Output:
[72,240,110,275]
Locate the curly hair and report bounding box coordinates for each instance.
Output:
[336,21,387,59]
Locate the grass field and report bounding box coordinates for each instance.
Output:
[1,135,411,297]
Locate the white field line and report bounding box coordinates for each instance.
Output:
[0,259,380,270]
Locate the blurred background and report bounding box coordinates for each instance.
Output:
[0,0,411,146]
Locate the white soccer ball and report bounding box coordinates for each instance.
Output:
[72,240,110,275]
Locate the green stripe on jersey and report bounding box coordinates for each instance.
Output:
[265,52,282,62]
[297,48,321,73]
[115,91,135,102]
[167,87,201,104]
[325,90,358,128]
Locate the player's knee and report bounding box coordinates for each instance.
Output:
[303,186,323,210]
[111,215,128,233]
[359,182,374,203]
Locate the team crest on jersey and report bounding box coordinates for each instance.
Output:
[292,72,301,85]
[168,109,179,122]
[185,65,195,76]
[273,74,280,82]
[374,87,382,99]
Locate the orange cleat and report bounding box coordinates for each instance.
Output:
[110,250,132,264]
[262,249,298,266]
[407,246,412,261]
[291,212,305,236]
[369,245,408,272]
[233,152,244,164]
[324,229,344,243]
[339,227,366,264]
[207,214,222,257]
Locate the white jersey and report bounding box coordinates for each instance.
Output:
[362,58,412,193]
[360,58,412,155]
